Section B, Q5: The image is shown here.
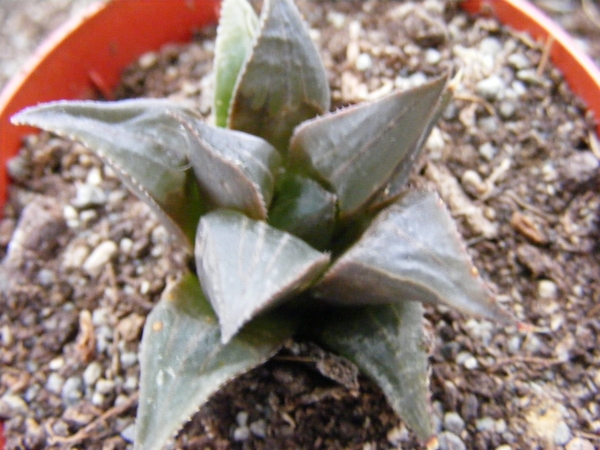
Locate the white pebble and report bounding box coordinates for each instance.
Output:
[1,394,29,414]
[476,75,505,101]
[507,52,531,70]
[72,183,107,208]
[326,11,345,29]
[538,280,558,299]
[86,167,103,186]
[83,362,103,387]
[121,423,136,443]
[48,357,65,371]
[479,37,503,56]
[479,142,498,161]
[554,421,572,446]
[249,419,267,438]
[83,241,118,276]
[61,376,83,403]
[233,426,250,441]
[355,53,372,71]
[45,373,64,395]
[120,351,138,368]
[476,416,495,431]
[95,378,116,395]
[425,48,442,65]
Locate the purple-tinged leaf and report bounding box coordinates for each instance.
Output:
[196,210,330,344]
[173,113,281,220]
[229,0,331,151]
[318,301,433,442]
[289,76,447,218]
[136,273,294,450]
[313,190,514,323]
[12,99,203,249]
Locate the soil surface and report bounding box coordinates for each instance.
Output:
[1,1,600,450]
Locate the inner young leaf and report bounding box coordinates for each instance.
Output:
[228,0,331,151]
[195,209,330,344]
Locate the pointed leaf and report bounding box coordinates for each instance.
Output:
[174,113,281,220]
[268,173,337,250]
[214,0,259,127]
[289,76,447,218]
[318,301,433,441]
[313,190,514,323]
[196,209,330,343]
[369,89,453,212]
[12,99,203,248]
[229,0,331,151]
[136,273,294,450]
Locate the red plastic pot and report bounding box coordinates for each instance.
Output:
[0,0,599,446]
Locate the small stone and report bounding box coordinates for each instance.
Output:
[45,373,64,395]
[507,53,531,69]
[498,100,516,119]
[95,378,116,395]
[566,437,595,450]
[63,244,90,269]
[233,426,250,441]
[495,419,507,433]
[475,75,505,101]
[478,142,498,161]
[387,425,409,445]
[123,376,138,392]
[495,446,512,450]
[139,52,158,69]
[479,37,502,56]
[48,356,65,371]
[355,53,372,71]
[120,423,136,443]
[37,269,55,287]
[554,421,572,446]
[1,325,14,347]
[425,48,442,65]
[61,376,83,403]
[120,351,138,368]
[538,280,558,299]
[326,11,345,29]
[236,411,249,427]
[83,362,103,387]
[83,241,118,276]
[72,183,107,208]
[91,392,105,406]
[438,431,466,450]
[476,416,495,432]
[249,419,267,438]
[1,393,29,415]
[444,412,465,435]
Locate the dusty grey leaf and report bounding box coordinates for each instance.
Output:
[173,113,281,220]
[289,76,447,218]
[313,189,514,323]
[318,301,433,442]
[12,99,203,248]
[196,209,330,344]
[214,0,259,127]
[229,0,330,151]
[135,272,293,450]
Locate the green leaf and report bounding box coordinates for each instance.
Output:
[313,190,514,323]
[268,173,337,250]
[318,301,433,442]
[196,209,330,343]
[11,99,203,249]
[229,0,331,151]
[289,76,448,218]
[368,89,453,213]
[135,272,294,450]
[173,113,281,220]
[214,0,259,127]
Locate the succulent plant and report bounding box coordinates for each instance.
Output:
[12,0,515,448]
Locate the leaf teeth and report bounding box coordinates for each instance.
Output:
[135,273,293,450]
[228,0,331,151]
[195,210,330,344]
[289,75,448,218]
[313,189,515,324]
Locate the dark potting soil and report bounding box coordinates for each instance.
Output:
[1,1,599,449]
